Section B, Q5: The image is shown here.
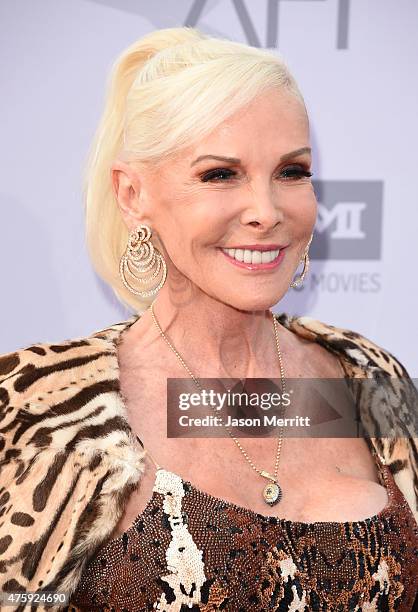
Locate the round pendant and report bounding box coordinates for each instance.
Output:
[262,481,282,506]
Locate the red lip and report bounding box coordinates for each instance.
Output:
[221,244,288,251]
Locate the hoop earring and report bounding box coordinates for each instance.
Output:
[119,224,167,298]
[290,234,313,289]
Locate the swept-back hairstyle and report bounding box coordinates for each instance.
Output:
[83,27,306,312]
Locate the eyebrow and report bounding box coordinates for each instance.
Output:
[190,147,312,167]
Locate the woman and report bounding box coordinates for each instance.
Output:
[1,26,417,611]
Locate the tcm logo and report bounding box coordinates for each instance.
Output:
[312,181,383,260]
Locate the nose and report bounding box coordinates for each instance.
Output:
[241,186,285,231]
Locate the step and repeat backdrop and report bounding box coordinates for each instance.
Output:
[1,0,417,375]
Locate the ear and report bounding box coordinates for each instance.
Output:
[111,160,144,231]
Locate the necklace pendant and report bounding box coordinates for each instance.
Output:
[262,481,282,506]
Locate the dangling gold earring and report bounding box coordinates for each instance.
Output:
[290,233,313,289]
[119,224,167,297]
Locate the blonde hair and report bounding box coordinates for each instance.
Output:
[83,27,306,313]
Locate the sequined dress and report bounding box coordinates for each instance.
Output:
[68,447,418,611]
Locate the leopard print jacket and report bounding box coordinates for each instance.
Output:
[0,312,417,611]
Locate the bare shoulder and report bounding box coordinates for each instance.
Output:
[278,321,346,379]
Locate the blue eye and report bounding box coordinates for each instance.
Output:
[281,165,313,180]
[201,168,237,182]
[200,165,312,183]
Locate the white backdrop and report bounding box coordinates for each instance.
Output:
[1,0,417,375]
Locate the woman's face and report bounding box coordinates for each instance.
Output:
[118,87,316,311]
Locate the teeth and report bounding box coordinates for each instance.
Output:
[222,248,280,264]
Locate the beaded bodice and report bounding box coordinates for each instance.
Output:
[69,450,418,611]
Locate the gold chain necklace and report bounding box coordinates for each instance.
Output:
[149,298,287,507]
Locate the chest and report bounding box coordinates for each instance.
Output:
[112,357,389,537]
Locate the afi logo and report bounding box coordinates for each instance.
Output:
[185,0,351,49]
[312,181,383,260]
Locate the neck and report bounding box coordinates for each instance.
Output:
[137,286,292,379]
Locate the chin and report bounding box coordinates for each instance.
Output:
[221,293,282,313]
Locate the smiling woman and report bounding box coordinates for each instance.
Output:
[1,25,417,612]
[110,84,316,314]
